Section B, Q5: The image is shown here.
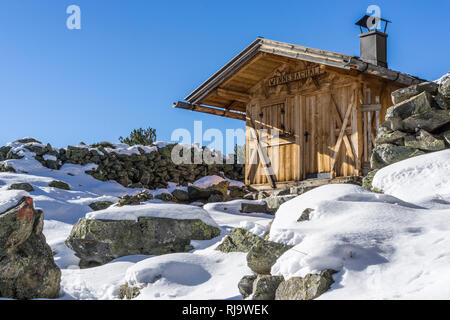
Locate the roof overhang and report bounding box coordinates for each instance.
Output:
[174,37,425,120]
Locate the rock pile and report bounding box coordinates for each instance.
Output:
[0,197,61,299]
[0,140,244,190]
[371,76,450,171]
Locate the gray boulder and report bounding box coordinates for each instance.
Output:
[374,128,407,146]
[66,217,220,267]
[386,91,433,120]
[0,197,61,299]
[155,193,176,202]
[8,183,34,192]
[370,144,425,170]
[240,202,270,214]
[238,275,257,299]
[117,190,153,206]
[297,208,314,222]
[264,195,296,213]
[171,189,189,202]
[439,73,450,99]
[216,228,264,253]
[252,275,284,300]
[247,240,292,275]
[48,180,70,190]
[88,201,114,211]
[402,109,450,132]
[118,283,143,300]
[275,270,337,300]
[404,130,446,151]
[391,82,439,105]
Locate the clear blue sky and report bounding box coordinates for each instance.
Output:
[0,0,449,148]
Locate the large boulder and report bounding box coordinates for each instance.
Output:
[374,128,407,146]
[0,197,61,299]
[8,183,34,192]
[387,91,434,120]
[404,130,446,151]
[238,275,257,299]
[66,216,221,267]
[252,275,284,300]
[246,240,292,275]
[401,110,450,133]
[370,143,425,170]
[216,228,264,253]
[391,82,439,105]
[275,270,336,300]
[48,180,70,190]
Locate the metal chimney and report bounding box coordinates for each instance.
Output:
[355,15,391,68]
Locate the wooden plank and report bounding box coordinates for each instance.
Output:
[173,101,246,121]
[361,104,382,112]
[248,118,277,189]
[329,95,356,162]
[216,88,250,103]
[330,96,354,177]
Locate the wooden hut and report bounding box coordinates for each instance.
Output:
[174,33,424,189]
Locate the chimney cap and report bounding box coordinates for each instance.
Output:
[355,14,391,33]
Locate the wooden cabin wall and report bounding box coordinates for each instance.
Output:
[244,60,407,186]
[245,61,363,185]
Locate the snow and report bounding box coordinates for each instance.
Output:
[104,143,157,156]
[268,152,450,299]
[435,72,450,85]
[3,138,450,300]
[372,150,450,203]
[86,203,219,228]
[123,251,250,300]
[193,175,245,188]
[43,154,58,162]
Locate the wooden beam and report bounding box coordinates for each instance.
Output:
[173,101,246,121]
[216,88,250,103]
[330,99,354,177]
[248,119,277,189]
[329,95,356,162]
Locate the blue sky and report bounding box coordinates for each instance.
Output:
[0,0,449,148]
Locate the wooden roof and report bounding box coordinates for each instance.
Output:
[174,38,425,120]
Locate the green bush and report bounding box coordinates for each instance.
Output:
[119,127,157,146]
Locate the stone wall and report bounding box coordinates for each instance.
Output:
[0,140,244,189]
[370,74,450,171]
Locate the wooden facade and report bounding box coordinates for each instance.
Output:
[174,38,423,188]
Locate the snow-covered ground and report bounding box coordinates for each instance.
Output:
[2,140,450,300]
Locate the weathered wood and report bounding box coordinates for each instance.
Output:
[361,104,382,112]
[330,96,354,177]
[173,101,246,121]
[216,88,250,103]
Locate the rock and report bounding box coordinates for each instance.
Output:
[88,201,114,211]
[117,190,153,206]
[404,130,446,151]
[8,183,34,192]
[66,217,220,267]
[439,73,450,99]
[362,170,379,191]
[434,93,450,110]
[155,193,176,202]
[391,82,439,105]
[171,189,189,202]
[187,186,214,201]
[247,240,292,275]
[229,186,246,198]
[402,109,450,132]
[240,202,270,214]
[209,180,230,196]
[386,91,434,120]
[444,131,450,145]
[275,270,336,300]
[238,275,257,299]
[252,275,284,300]
[207,194,224,203]
[264,195,296,213]
[14,138,42,144]
[118,283,143,300]
[0,197,61,299]
[216,228,264,253]
[374,128,407,146]
[370,144,425,170]
[297,208,314,222]
[48,180,70,190]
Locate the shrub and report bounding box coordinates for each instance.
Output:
[119,127,157,146]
